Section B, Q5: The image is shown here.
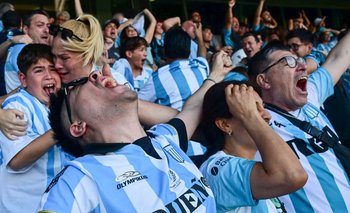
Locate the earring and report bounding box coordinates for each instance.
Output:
[228,130,232,136]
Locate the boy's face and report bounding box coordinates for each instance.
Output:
[127,45,147,70]
[19,58,61,106]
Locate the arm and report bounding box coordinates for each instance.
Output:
[74,0,83,17]
[253,0,265,29]
[138,100,179,128]
[162,17,181,32]
[8,130,56,170]
[195,23,206,58]
[117,19,133,34]
[225,0,235,30]
[305,58,318,74]
[143,9,157,44]
[0,35,32,60]
[301,10,310,29]
[270,16,278,28]
[322,30,350,85]
[288,19,293,31]
[225,84,307,199]
[175,51,232,139]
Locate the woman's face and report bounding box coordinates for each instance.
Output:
[52,37,91,83]
[126,26,138,38]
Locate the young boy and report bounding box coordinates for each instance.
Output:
[0,44,70,213]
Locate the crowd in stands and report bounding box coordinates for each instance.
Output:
[0,0,349,212]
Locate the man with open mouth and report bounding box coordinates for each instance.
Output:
[248,33,350,212]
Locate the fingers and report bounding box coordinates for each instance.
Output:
[102,63,112,77]
[10,109,25,120]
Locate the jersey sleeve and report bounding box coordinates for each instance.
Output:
[307,67,334,108]
[200,155,258,212]
[38,166,99,213]
[0,100,35,172]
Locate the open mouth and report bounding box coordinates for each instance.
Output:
[43,84,55,96]
[296,76,307,92]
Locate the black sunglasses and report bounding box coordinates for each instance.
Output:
[62,77,89,124]
[49,24,83,42]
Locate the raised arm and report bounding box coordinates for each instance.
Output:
[225,0,235,30]
[138,100,179,128]
[301,10,310,29]
[162,16,181,32]
[322,30,350,85]
[143,8,157,44]
[253,0,265,29]
[195,23,206,58]
[225,84,307,199]
[74,0,83,17]
[175,51,232,139]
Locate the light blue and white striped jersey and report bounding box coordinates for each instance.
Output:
[304,48,327,68]
[200,151,281,213]
[39,119,216,212]
[189,40,198,60]
[0,88,70,213]
[268,67,350,213]
[153,57,209,111]
[4,43,25,93]
[112,58,156,102]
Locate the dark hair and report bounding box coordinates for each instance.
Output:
[241,32,260,43]
[120,25,138,44]
[17,44,54,75]
[23,9,49,27]
[2,10,21,29]
[286,29,314,44]
[49,90,84,157]
[200,80,260,157]
[248,40,289,85]
[119,36,148,58]
[164,26,191,59]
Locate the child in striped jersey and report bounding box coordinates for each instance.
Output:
[38,51,232,212]
[0,44,71,213]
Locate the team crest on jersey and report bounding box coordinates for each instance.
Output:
[168,169,183,189]
[115,170,148,189]
[164,145,184,163]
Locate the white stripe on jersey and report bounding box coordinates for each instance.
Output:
[95,154,166,211]
[72,175,103,212]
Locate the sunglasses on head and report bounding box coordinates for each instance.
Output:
[49,24,83,42]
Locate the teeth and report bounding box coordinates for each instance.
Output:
[299,76,308,80]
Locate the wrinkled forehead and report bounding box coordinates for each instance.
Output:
[269,50,294,62]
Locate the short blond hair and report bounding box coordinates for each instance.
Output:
[60,14,104,66]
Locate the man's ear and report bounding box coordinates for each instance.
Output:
[125,50,133,59]
[215,118,232,135]
[23,25,29,35]
[256,74,271,89]
[70,121,87,138]
[306,43,313,54]
[19,73,27,88]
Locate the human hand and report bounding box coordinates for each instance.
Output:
[228,0,236,8]
[209,51,233,82]
[0,109,27,140]
[11,34,32,44]
[225,84,258,121]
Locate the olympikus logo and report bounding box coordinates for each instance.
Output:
[115,171,148,189]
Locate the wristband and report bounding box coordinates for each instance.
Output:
[205,78,216,84]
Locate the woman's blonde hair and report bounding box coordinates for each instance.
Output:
[60,14,104,66]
